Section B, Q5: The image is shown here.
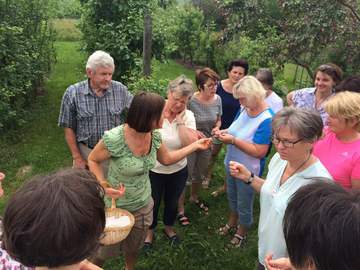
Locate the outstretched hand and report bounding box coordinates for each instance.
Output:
[0,172,4,197]
[196,138,212,150]
[229,161,251,181]
[101,181,126,199]
[264,254,293,270]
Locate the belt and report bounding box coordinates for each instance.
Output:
[80,142,94,149]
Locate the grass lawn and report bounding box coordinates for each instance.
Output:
[0,41,262,269]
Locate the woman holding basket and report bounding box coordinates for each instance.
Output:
[88,92,211,270]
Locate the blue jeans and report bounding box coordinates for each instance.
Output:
[226,169,254,228]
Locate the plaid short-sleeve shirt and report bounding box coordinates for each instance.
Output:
[58,80,133,148]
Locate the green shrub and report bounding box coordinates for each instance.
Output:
[0,0,55,130]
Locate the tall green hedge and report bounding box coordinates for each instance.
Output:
[0,0,55,130]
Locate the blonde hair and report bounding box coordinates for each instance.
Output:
[324,91,360,131]
[233,75,267,101]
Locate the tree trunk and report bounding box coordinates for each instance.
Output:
[143,9,152,77]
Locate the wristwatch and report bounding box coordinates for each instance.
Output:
[246,172,254,185]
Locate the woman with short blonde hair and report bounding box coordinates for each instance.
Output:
[314,91,360,189]
[233,75,267,101]
[215,75,273,248]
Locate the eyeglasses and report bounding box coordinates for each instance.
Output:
[272,136,302,148]
[204,82,217,89]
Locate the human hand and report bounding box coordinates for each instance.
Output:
[105,183,126,199]
[218,132,235,144]
[80,259,103,270]
[195,138,212,150]
[175,110,186,124]
[196,130,206,139]
[229,161,251,181]
[0,172,4,197]
[211,126,220,135]
[73,156,87,169]
[265,254,293,270]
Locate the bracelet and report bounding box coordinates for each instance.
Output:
[177,122,185,126]
[231,137,235,145]
[245,172,254,185]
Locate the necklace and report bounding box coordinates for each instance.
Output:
[280,154,312,185]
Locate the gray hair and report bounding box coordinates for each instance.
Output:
[86,50,115,71]
[255,68,274,88]
[167,75,194,98]
[272,107,323,142]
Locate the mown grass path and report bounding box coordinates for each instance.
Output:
[0,41,260,269]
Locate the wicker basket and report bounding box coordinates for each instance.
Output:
[100,198,135,245]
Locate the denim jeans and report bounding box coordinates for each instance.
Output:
[226,168,254,228]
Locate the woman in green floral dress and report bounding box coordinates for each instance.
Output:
[88,92,211,270]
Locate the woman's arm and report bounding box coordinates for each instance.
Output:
[157,138,212,165]
[229,161,265,193]
[211,116,222,135]
[88,140,125,198]
[218,132,270,158]
[88,140,111,183]
[286,91,294,106]
[176,110,200,146]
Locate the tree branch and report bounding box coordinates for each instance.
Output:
[336,0,360,23]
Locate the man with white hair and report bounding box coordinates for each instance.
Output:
[58,50,133,171]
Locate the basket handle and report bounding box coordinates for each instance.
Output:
[111,198,116,209]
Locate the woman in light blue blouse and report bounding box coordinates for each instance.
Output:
[215,76,273,247]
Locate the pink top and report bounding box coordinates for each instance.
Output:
[0,246,33,270]
[313,128,360,189]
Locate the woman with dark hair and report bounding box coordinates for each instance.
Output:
[88,92,211,270]
[287,63,343,124]
[1,169,105,270]
[335,75,360,93]
[266,181,360,270]
[229,107,332,269]
[207,59,248,194]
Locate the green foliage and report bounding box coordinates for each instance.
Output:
[0,0,56,131]
[51,0,82,18]
[175,5,204,64]
[79,0,151,82]
[221,0,360,77]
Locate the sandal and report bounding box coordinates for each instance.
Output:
[218,223,236,236]
[202,178,210,189]
[191,199,209,213]
[230,234,246,248]
[177,214,190,226]
[163,229,181,246]
[211,185,226,197]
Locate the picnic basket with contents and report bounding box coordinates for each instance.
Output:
[101,198,135,245]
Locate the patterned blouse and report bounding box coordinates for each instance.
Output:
[102,125,162,212]
[291,87,334,124]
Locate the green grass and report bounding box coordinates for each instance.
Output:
[52,18,82,41]
[0,42,262,269]
[0,41,86,211]
[284,63,312,91]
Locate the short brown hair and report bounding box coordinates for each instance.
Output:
[195,67,220,91]
[2,169,105,268]
[315,63,343,85]
[126,92,165,132]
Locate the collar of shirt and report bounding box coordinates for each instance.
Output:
[83,79,113,97]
